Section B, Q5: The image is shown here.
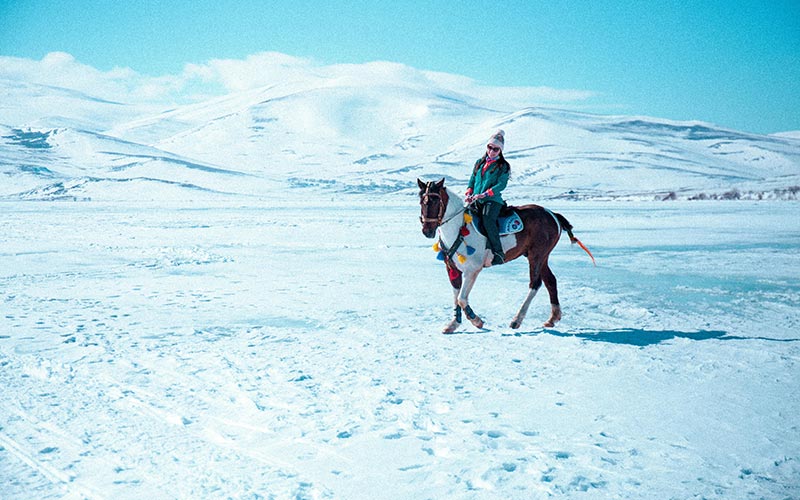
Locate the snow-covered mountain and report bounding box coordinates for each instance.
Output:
[0,124,259,200]
[2,66,799,201]
[0,78,162,132]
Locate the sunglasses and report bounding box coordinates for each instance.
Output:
[487,145,500,152]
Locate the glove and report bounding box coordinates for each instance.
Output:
[465,191,488,205]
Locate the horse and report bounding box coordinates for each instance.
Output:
[418,178,594,333]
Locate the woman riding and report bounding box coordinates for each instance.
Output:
[465,129,510,266]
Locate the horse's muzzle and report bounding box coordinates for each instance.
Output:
[420,219,437,239]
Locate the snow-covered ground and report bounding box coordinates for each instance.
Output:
[1,198,798,499]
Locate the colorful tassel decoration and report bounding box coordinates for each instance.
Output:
[464,213,473,224]
[466,246,476,255]
[460,226,470,236]
[448,266,461,282]
[457,253,467,264]
[433,241,440,252]
[437,251,446,261]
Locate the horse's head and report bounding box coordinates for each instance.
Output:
[418,178,448,238]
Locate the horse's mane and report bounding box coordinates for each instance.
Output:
[445,186,462,201]
[445,187,464,212]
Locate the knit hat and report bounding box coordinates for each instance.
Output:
[487,129,505,151]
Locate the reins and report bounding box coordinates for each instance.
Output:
[442,206,466,225]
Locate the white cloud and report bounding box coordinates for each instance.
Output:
[0,52,194,104]
[0,51,597,110]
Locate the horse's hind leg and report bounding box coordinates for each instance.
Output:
[541,261,562,328]
[510,257,542,329]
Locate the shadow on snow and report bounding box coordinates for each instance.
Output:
[502,328,800,347]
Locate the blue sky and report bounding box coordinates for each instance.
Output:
[1,0,798,133]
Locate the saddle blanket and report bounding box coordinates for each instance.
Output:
[472,210,524,236]
[499,212,524,235]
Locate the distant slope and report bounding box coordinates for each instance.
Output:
[0,125,261,201]
[1,67,798,201]
[110,82,800,199]
[0,78,161,131]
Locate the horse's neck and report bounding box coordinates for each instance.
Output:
[438,188,464,242]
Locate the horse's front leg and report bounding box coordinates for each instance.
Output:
[457,268,484,329]
[442,263,463,334]
[442,287,462,334]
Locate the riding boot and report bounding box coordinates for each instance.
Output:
[481,201,505,265]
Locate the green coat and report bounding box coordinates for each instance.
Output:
[467,157,510,204]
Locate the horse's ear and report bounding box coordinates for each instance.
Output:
[417,178,427,190]
[435,178,445,189]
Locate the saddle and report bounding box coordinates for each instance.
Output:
[468,205,524,236]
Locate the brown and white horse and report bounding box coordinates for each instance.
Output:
[418,178,594,333]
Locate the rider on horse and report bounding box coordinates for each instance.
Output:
[465,129,510,266]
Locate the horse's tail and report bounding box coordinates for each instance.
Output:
[554,212,596,266]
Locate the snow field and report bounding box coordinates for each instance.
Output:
[0,199,798,499]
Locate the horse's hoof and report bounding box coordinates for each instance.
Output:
[442,320,461,334]
[510,319,521,329]
[543,320,555,328]
[469,317,484,329]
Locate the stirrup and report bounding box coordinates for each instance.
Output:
[491,253,505,266]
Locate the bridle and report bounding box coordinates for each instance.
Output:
[419,182,448,227]
[420,182,468,229]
